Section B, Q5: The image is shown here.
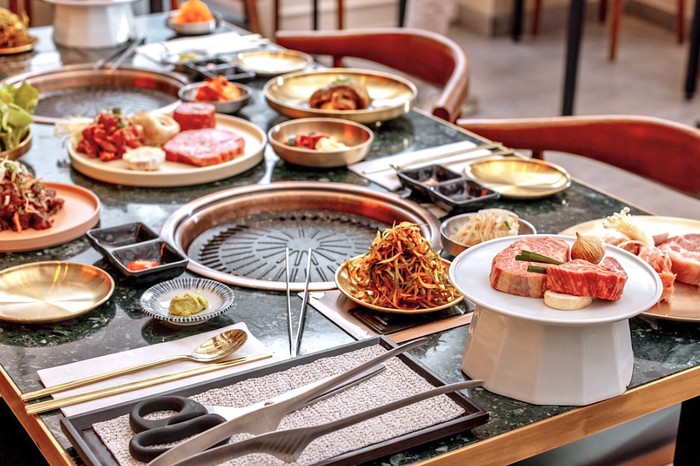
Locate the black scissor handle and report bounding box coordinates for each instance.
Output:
[129,395,209,432]
[129,413,227,462]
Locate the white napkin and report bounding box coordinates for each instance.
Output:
[136,32,269,64]
[349,140,495,191]
[37,322,280,416]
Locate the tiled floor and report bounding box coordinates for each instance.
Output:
[445,15,700,220]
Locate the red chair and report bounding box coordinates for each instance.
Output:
[8,0,31,26]
[457,115,700,197]
[275,27,470,122]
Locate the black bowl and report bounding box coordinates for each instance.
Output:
[87,223,160,256]
[396,164,463,199]
[428,178,500,212]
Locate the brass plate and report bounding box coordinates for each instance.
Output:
[0,182,100,252]
[236,49,312,77]
[0,129,32,161]
[561,216,700,322]
[0,261,114,324]
[263,68,417,124]
[0,36,37,55]
[335,257,464,314]
[464,158,571,199]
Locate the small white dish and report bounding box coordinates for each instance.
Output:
[140,277,234,326]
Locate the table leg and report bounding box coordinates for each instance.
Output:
[684,0,700,100]
[512,0,524,41]
[313,0,319,29]
[674,396,700,465]
[561,0,586,115]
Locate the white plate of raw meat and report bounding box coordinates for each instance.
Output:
[562,216,700,322]
[67,114,266,188]
[449,234,663,326]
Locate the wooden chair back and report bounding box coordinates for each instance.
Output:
[457,115,700,197]
[275,27,470,122]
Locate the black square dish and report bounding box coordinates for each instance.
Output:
[184,58,255,82]
[429,178,500,212]
[87,223,159,256]
[108,240,188,283]
[396,165,462,198]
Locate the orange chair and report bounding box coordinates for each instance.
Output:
[457,115,700,197]
[530,0,686,60]
[275,27,470,122]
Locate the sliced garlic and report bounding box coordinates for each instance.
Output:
[123,146,166,171]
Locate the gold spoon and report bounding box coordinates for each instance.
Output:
[21,329,248,402]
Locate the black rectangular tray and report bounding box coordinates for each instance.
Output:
[60,337,488,466]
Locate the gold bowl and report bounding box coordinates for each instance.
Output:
[464,158,571,199]
[0,129,32,161]
[268,117,373,168]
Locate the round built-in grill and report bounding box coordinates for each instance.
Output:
[4,65,187,124]
[161,182,440,291]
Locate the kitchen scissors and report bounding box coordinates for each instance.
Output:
[129,365,384,462]
[143,337,429,466]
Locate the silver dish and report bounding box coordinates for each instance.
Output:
[178,81,252,114]
[268,117,373,168]
[165,11,221,36]
[440,209,537,257]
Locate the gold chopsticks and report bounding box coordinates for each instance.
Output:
[25,352,272,415]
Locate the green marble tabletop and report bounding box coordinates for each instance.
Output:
[2,14,700,466]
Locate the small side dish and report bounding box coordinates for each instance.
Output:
[140,277,234,326]
[0,158,64,232]
[171,0,213,24]
[0,8,33,49]
[339,222,461,312]
[0,81,38,153]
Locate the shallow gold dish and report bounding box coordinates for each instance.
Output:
[263,68,417,124]
[0,261,114,324]
[236,49,312,77]
[0,36,37,55]
[335,257,463,314]
[0,129,32,161]
[464,158,571,199]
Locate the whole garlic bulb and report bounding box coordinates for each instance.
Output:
[571,232,606,264]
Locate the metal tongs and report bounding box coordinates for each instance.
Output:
[93,36,144,71]
[286,247,313,357]
[146,338,436,466]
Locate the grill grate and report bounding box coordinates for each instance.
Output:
[188,211,386,285]
[36,87,178,120]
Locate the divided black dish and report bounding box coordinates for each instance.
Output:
[430,178,500,212]
[396,164,462,199]
[397,164,500,212]
[87,223,188,284]
[184,57,256,82]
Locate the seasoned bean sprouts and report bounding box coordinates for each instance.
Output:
[451,209,520,246]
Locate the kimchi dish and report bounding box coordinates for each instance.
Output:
[0,158,64,232]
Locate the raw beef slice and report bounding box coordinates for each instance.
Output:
[658,233,700,286]
[490,236,570,298]
[546,257,628,301]
[164,129,245,167]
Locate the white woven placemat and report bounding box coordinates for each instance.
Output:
[92,345,467,465]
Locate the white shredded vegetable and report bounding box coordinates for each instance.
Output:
[451,209,520,247]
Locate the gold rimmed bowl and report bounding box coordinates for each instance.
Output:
[335,257,463,314]
[0,261,114,324]
[0,129,32,161]
[235,49,312,77]
[263,68,417,124]
[268,117,373,168]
